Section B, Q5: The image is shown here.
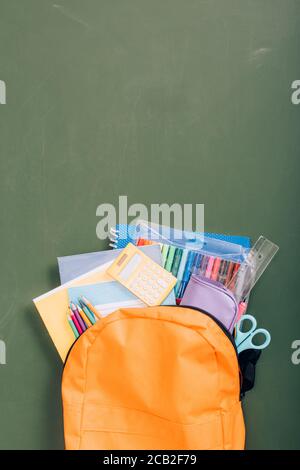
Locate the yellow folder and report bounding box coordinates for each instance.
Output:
[33,262,112,361]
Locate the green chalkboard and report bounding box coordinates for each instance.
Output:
[0,0,299,449]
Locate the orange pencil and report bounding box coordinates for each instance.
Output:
[80,296,102,320]
[77,304,93,328]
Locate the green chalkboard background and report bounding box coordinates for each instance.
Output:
[0,0,299,449]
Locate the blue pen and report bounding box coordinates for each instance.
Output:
[175,249,189,296]
[192,253,203,273]
[177,251,196,298]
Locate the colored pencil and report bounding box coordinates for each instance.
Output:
[70,303,87,331]
[77,304,93,327]
[79,301,96,325]
[67,314,79,339]
[70,312,83,335]
[80,296,102,320]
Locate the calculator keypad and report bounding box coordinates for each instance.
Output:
[128,262,175,306]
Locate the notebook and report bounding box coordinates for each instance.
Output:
[68,281,175,318]
[58,244,162,284]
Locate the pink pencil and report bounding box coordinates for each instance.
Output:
[71,313,83,335]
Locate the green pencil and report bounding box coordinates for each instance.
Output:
[67,314,79,339]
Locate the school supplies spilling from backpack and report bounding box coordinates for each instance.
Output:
[33,216,279,450]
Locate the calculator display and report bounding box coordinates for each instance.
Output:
[119,253,142,281]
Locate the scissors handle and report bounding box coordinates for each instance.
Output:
[237,328,271,353]
[235,314,257,345]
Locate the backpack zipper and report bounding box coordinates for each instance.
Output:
[174,305,243,399]
[62,305,243,398]
[176,304,238,356]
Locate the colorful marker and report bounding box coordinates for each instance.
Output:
[225,261,235,285]
[192,253,203,273]
[199,255,209,276]
[161,244,170,266]
[177,251,195,298]
[171,248,183,277]
[175,249,189,296]
[217,260,228,284]
[164,246,177,271]
[211,257,221,281]
[205,256,215,279]
[227,262,240,290]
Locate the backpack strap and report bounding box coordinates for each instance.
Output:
[239,349,262,396]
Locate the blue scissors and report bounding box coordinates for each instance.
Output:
[235,314,271,354]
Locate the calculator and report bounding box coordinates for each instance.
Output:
[107,243,177,306]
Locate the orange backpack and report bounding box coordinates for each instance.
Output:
[62,306,245,450]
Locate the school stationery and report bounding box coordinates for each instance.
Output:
[164,245,177,271]
[235,314,271,354]
[68,280,176,318]
[107,244,177,307]
[67,315,79,339]
[174,248,189,296]
[57,244,163,284]
[171,248,183,276]
[80,303,96,325]
[181,274,238,333]
[176,251,196,299]
[80,296,101,320]
[70,303,87,332]
[134,221,252,298]
[109,223,251,250]
[135,220,248,258]
[70,309,83,335]
[226,236,279,303]
[77,304,93,327]
[33,260,122,360]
